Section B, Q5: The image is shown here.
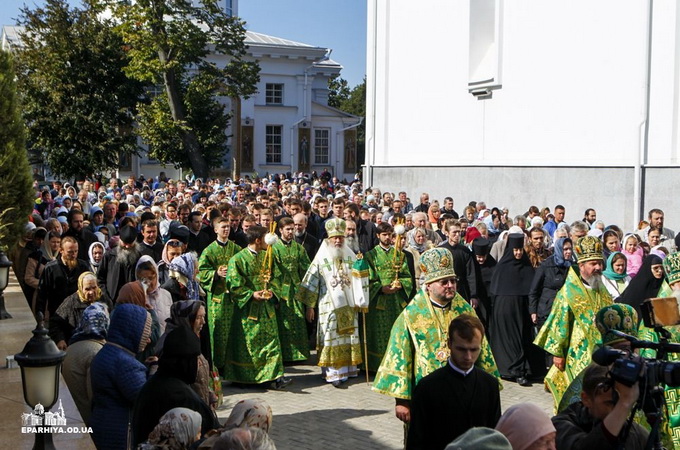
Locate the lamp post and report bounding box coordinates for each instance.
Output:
[15,312,67,450]
[0,250,13,319]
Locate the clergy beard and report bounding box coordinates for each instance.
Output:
[328,243,344,260]
[346,236,360,253]
[117,244,141,267]
[672,288,680,302]
[294,230,304,238]
[62,257,77,270]
[583,273,604,290]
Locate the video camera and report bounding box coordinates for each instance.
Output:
[591,297,680,450]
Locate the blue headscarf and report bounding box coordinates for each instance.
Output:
[69,302,110,345]
[553,237,573,268]
[483,214,500,234]
[168,253,201,300]
[603,251,628,281]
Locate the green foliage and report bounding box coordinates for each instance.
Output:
[328,76,350,108]
[137,72,229,169]
[331,77,366,159]
[14,0,144,180]
[0,51,36,251]
[105,0,260,177]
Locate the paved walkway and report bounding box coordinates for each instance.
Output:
[0,275,554,450]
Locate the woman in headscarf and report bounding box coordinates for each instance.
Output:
[529,238,573,332]
[602,252,631,300]
[41,230,61,262]
[156,300,216,409]
[602,229,621,261]
[90,304,152,450]
[136,255,173,334]
[62,302,109,426]
[617,254,668,319]
[162,252,203,302]
[224,398,273,432]
[49,272,111,350]
[427,203,441,231]
[404,227,433,289]
[495,402,556,450]
[117,280,162,363]
[138,407,202,450]
[88,241,105,274]
[158,239,184,286]
[489,233,536,386]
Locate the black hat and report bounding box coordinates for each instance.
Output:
[140,212,155,223]
[168,222,190,244]
[119,225,138,244]
[507,233,525,250]
[472,237,491,256]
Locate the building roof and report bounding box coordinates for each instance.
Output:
[1,25,22,51]
[245,31,318,49]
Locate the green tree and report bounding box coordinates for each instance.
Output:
[0,51,35,251]
[106,0,260,179]
[328,76,350,108]
[14,0,143,181]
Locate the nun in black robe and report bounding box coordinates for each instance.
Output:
[617,254,664,321]
[489,233,535,386]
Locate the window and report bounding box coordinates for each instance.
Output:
[265,83,284,105]
[468,0,503,97]
[314,128,330,165]
[266,125,282,164]
[224,0,234,17]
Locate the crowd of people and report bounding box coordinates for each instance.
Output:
[10,169,680,449]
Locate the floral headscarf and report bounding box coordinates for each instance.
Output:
[140,407,202,450]
[69,302,109,345]
[224,398,273,433]
[168,253,200,300]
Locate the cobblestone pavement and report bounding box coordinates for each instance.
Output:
[216,354,555,450]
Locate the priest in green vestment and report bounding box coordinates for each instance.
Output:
[534,235,613,412]
[224,225,290,389]
[373,247,499,424]
[197,217,241,374]
[271,217,312,362]
[363,222,412,372]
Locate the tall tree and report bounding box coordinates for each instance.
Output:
[0,50,35,251]
[106,0,260,179]
[335,78,366,165]
[14,0,143,181]
[328,76,350,109]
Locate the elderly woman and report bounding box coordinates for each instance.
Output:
[138,407,202,450]
[62,303,109,426]
[49,272,112,350]
[199,398,273,448]
[496,402,556,450]
[162,253,203,302]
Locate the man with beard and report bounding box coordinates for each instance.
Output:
[63,209,98,262]
[534,235,613,412]
[344,203,378,254]
[344,219,361,254]
[271,217,312,363]
[373,248,499,427]
[97,225,142,304]
[293,213,319,260]
[296,218,369,387]
[37,237,90,317]
[363,222,412,372]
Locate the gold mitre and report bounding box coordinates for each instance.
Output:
[574,236,603,263]
[325,218,346,238]
[419,247,456,284]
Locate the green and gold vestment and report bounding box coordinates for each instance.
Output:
[271,239,311,362]
[363,245,412,371]
[534,266,612,412]
[224,248,283,384]
[197,239,240,373]
[372,288,499,400]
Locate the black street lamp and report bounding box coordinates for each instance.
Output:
[14,312,67,450]
[0,250,13,319]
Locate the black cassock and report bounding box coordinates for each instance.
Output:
[407,364,501,450]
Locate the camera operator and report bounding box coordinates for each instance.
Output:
[552,363,648,449]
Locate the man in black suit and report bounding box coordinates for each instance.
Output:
[407,314,501,450]
[293,213,319,261]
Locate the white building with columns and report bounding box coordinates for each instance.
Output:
[366,0,680,230]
